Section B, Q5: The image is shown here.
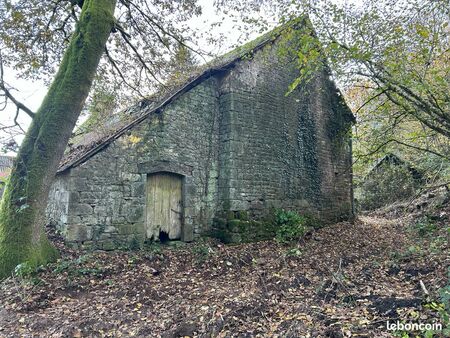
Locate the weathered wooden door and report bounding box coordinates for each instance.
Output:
[146,172,183,240]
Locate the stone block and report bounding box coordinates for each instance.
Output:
[227,219,244,233]
[104,225,117,233]
[122,173,142,182]
[117,223,135,235]
[72,177,89,191]
[66,225,92,242]
[69,191,80,204]
[133,223,145,234]
[101,240,116,251]
[93,205,107,215]
[119,179,131,192]
[81,241,95,251]
[250,199,264,210]
[80,191,102,203]
[81,215,98,226]
[99,232,112,240]
[126,207,143,223]
[131,182,145,197]
[212,217,227,230]
[229,199,249,210]
[72,203,93,215]
[181,223,194,242]
[67,215,82,224]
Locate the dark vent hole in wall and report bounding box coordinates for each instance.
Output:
[159,230,170,243]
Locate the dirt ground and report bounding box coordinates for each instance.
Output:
[0,205,448,337]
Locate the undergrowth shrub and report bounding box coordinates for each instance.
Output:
[192,244,212,263]
[274,209,319,243]
[412,216,438,237]
[14,262,35,278]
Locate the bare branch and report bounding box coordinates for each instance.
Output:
[121,0,208,62]
[354,88,388,115]
[357,138,449,161]
[115,22,165,87]
[0,52,35,119]
[104,46,145,97]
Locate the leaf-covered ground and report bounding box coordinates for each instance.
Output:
[0,207,448,337]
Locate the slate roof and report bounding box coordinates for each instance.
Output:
[58,19,306,173]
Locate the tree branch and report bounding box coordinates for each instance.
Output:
[104,46,145,97]
[0,52,35,119]
[114,21,165,87]
[358,138,449,161]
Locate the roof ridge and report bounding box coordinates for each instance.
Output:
[58,18,306,172]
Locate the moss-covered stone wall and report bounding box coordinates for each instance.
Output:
[217,36,353,222]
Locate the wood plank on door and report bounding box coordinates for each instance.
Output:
[146,173,182,240]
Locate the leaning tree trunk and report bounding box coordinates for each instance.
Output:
[0,0,117,279]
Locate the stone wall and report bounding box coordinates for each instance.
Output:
[47,172,70,231]
[217,38,353,222]
[47,78,220,249]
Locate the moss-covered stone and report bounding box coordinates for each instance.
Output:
[127,235,143,250]
[229,233,243,243]
[81,241,96,251]
[101,240,116,251]
[212,217,227,230]
[227,219,245,233]
[226,211,235,220]
[208,229,233,244]
[210,213,279,244]
[236,210,249,221]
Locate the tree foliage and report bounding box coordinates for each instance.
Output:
[0,0,203,104]
[284,0,449,138]
[231,0,449,182]
[0,0,205,278]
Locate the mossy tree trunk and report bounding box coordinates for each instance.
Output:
[0,0,117,279]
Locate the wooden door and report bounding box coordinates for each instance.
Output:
[146,172,183,240]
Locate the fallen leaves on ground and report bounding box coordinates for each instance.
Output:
[0,212,448,337]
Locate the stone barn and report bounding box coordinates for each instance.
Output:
[46,20,355,249]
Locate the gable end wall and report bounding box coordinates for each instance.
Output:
[217,40,353,221]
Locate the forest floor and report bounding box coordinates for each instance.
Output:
[0,194,448,337]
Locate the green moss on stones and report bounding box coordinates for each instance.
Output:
[209,211,278,244]
[227,219,245,233]
[208,228,232,244]
[236,210,249,221]
[212,217,227,230]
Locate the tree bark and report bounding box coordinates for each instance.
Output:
[0,0,117,279]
